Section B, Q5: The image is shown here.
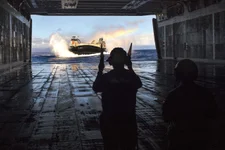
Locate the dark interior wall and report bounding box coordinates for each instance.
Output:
[186,17,202,58]
[0,4,31,66]
[203,15,213,59]
[158,0,225,61]
[158,26,164,57]
[0,7,10,64]
[165,25,173,58]
[174,22,185,58]
[159,12,224,60]
[186,15,213,59]
[215,11,225,60]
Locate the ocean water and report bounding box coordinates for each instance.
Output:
[31,49,157,63]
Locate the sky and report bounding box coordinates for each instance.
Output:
[32,15,156,53]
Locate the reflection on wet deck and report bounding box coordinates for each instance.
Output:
[0,60,224,150]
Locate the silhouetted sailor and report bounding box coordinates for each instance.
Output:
[93,47,142,150]
[162,59,217,150]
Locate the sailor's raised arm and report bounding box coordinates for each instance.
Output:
[126,46,142,89]
[93,46,105,92]
[134,73,142,89]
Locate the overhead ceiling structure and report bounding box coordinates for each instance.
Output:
[27,0,180,16]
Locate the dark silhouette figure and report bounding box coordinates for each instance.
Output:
[162,59,217,150]
[93,47,142,150]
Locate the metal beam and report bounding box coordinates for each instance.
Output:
[153,18,162,59]
[30,0,38,8]
[28,0,166,15]
[123,0,152,9]
[30,8,157,15]
[30,8,138,13]
[36,13,156,16]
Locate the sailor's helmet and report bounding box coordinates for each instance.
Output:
[106,47,127,65]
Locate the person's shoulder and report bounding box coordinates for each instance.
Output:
[124,69,131,74]
[193,83,208,91]
[102,70,114,78]
[168,84,182,94]
[166,87,179,99]
[105,70,114,75]
[194,83,213,96]
[124,69,138,76]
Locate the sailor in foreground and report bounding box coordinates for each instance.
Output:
[162,59,217,150]
[93,45,142,150]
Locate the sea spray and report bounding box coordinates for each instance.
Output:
[49,33,77,57]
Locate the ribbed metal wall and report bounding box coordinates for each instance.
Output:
[215,11,225,60]
[0,7,10,64]
[157,0,225,61]
[158,11,225,61]
[0,4,31,69]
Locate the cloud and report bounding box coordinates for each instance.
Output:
[82,19,152,51]
[125,19,147,27]
[86,29,155,51]
[88,18,155,51]
[32,37,49,47]
[56,28,62,32]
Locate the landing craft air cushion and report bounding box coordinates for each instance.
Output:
[69,36,106,55]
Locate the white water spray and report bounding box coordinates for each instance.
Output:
[49,33,77,57]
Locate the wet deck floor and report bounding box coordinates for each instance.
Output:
[0,60,225,150]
